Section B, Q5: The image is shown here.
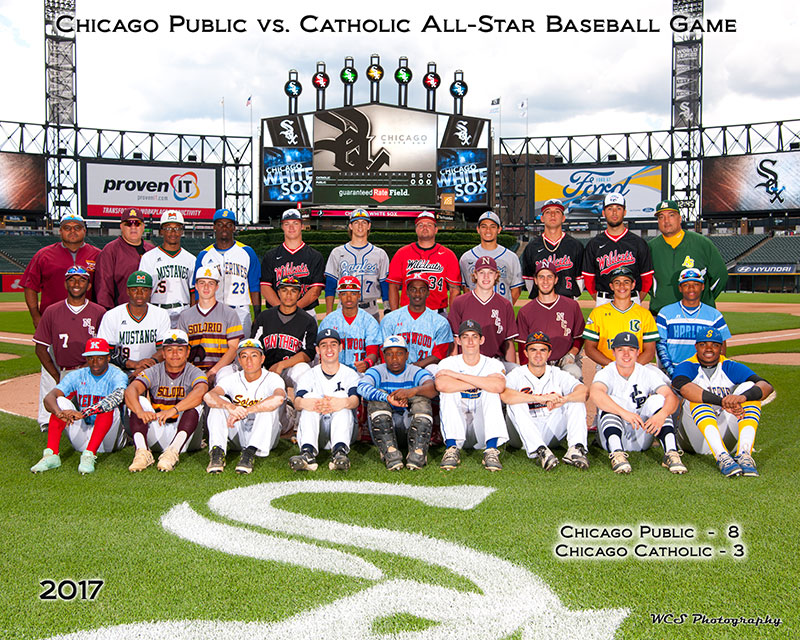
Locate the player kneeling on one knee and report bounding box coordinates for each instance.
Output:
[671,328,773,478]
[290,329,360,472]
[32,338,128,475]
[502,332,589,471]
[589,332,686,475]
[124,331,209,472]
[357,335,437,470]
[435,320,508,472]
[204,339,286,475]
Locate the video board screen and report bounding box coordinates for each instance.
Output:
[262,147,313,203]
[437,149,488,205]
[0,152,46,212]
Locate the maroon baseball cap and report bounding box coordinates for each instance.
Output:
[120,209,143,223]
[474,256,498,272]
[534,261,557,275]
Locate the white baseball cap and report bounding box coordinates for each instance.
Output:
[160,210,185,225]
[195,265,221,282]
[478,211,501,226]
[161,330,190,346]
[382,335,408,351]
[603,193,626,208]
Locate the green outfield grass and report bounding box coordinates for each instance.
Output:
[0,343,38,381]
[727,340,800,358]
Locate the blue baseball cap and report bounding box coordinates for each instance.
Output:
[696,327,723,344]
[213,208,236,223]
[611,332,639,350]
[317,328,341,344]
[64,266,90,280]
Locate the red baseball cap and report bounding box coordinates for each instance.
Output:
[82,338,110,357]
[337,276,361,292]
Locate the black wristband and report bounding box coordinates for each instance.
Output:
[252,305,262,315]
[741,386,763,402]
[701,389,723,406]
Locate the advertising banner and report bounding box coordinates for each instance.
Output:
[732,264,796,274]
[1,273,24,292]
[262,147,313,203]
[0,152,46,213]
[437,148,488,205]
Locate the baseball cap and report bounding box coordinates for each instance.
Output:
[458,319,482,337]
[162,330,190,346]
[678,268,704,285]
[696,327,724,344]
[64,266,90,280]
[608,266,636,282]
[82,337,110,357]
[60,212,86,227]
[213,208,236,223]
[382,335,408,351]
[281,209,303,222]
[610,332,639,350]
[603,193,626,208]
[337,276,361,292]
[237,338,264,355]
[120,209,143,223]
[474,256,498,272]
[317,328,341,344]
[348,207,371,222]
[406,273,431,288]
[525,331,552,349]
[276,275,302,290]
[160,209,185,225]
[478,211,501,226]
[126,271,153,288]
[655,199,680,215]
[195,265,221,282]
[534,261,557,276]
[416,211,437,224]
[541,198,565,213]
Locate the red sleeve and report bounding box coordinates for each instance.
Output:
[365,345,380,364]
[444,249,461,287]
[518,342,529,366]
[94,246,115,309]
[387,247,407,285]
[582,272,596,296]
[432,342,450,360]
[504,301,518,340]
[572,336,584,351]
[639,272,653,296]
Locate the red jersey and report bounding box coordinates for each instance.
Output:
[516,295,585,364]
[94,237,155,309]
[448,291,518,359]
[20,243,100,313]
[387,243,460,310]
[32,299,106,369]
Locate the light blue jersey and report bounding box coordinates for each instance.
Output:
[56,364,128,424]
[656,302,731,373]
[357,363,433,409]
[381,306,453,364]
[319,309,383,367]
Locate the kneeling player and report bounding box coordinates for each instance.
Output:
[290,329,361,472]
[124,330,209,472]
[671,328,773,477]
[31,338,128,475]
[589,332,686,474]
[502,332,589,470]
[357,335,437,470]
[203,339,286,474]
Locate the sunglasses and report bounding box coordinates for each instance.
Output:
[123,220,143,227]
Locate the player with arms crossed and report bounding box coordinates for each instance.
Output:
[31,338,128,475]
[671,328,773,478]
[459,211,523,303]
[203,339,286,474]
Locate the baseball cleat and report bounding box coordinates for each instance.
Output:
[563,444,589,470]
[439,445,461,470]
[716,452,742,478]
[206,446,226,474]
[609,450,632,474]
[534,445,559,471]
[78,451,96,475]
[329,447,351,471]
[482,447,503,472]
[383,446,404,471]
[157,448,180,472]
[662,450,687,474]
[735,452,759,477]
[128,448,154,472]
[31,448,61,473]
[405,448,427,471]
[235,448,255,475]
[289,448,318,472]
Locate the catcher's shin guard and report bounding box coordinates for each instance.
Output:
[407,411,433,469]
[369,411,402,469]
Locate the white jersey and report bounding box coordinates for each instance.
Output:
[139,246,196,307]
[438,354,505,400]
[505,364,580,418]
[195,242,261,308]
[216,369,285,407]
[98,303,171,362]
[593,362,670,414]
[459,245,524,302]
[296,363,360,400]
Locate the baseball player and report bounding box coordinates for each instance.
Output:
[448,256,518,367]
[656,268,731,376]
[194,208,261,337]
[138,209,196,328]
[583,266,658,366]
[289,328,361,472]
[502,332,589,470]
[94,208,155,309]
[671,328,773,477]
[357,335,437,470]
[435,320,509,472]
[459,210,524,303]
[31,338,128,475]
[124,330,209,472]
[177,265,243,385]
[648,199,728,316]
[203,339,286,474]
[589,332,685,474]
[581,193,654,306]
[521,199,584,298]
[260,209,325,314]
[381,276,453,371]
[318,276,383,373]
[387,211,461,312]
[97,271,171,377]
[516,263,584,379]
[32,267,105,429]
[324,207,390,319]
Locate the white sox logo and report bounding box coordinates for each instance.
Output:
[279,119,299,145]
[454,120,472,146]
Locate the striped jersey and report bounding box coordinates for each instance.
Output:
[194,242,260,308]
[381,306,453,364]
[177,302,244,371]
[656,302,731,371]
[357,363,433,407]
[135,362,208,413]
[57,364,128,424]
[672,356,758,398]
[459,245,523,301]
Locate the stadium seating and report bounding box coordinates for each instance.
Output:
[738,235,800,265]
[708,234,768,264]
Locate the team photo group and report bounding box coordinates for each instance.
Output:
[23,194,772,479]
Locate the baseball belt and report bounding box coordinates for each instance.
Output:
[158,302,187,309]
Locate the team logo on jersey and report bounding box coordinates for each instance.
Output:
[406,259,444,275]
[629,384,647,409]
[629,319,641,332]
[335,381,344,392]
[682,256,695,269]
[536,255,573,273]
[597,250,635,274]
[274,262,311,280]
[83,319,93,328]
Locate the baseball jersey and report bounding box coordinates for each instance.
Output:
[216,368,286,407]
[139,246,196,307]
[438,354,505,400]
[177,302,244,371]
[583,302,659,361]
[94,237,155,309]
[194,242,260,308]
[387,242,461,310]
[260,242,325,311]
[98,303,171,363]
[516,295,585,364]
[318,309,383,368]
[135,362,208,413]
[251,307,317,368]
[56,364,128,424]
[33,300,105,370]
[459,245,524,302]
[381,306,453,363]
[672,355,759,398]
[593,362,670,413]
[505,364,581,418]
[656,302,731,372]
[581,228,654,297]
[20,242,101,313]
[295,363,360,400]
[357,363,433,408]
[325,242,390,306]
[521,233,585,298]
[448,291,518,359]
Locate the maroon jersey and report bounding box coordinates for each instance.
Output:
[448,291,518,359]
[21,243,100,313]
[516,295,585,364]
[387,243,461,310]
[94,237,155,309]
[32,300,106,369]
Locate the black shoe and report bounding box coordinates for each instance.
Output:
[206,446,226,474]
[406,447,427,470]
[329,446,351,471]
[235,448,256,474]
[289,448,318,472]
